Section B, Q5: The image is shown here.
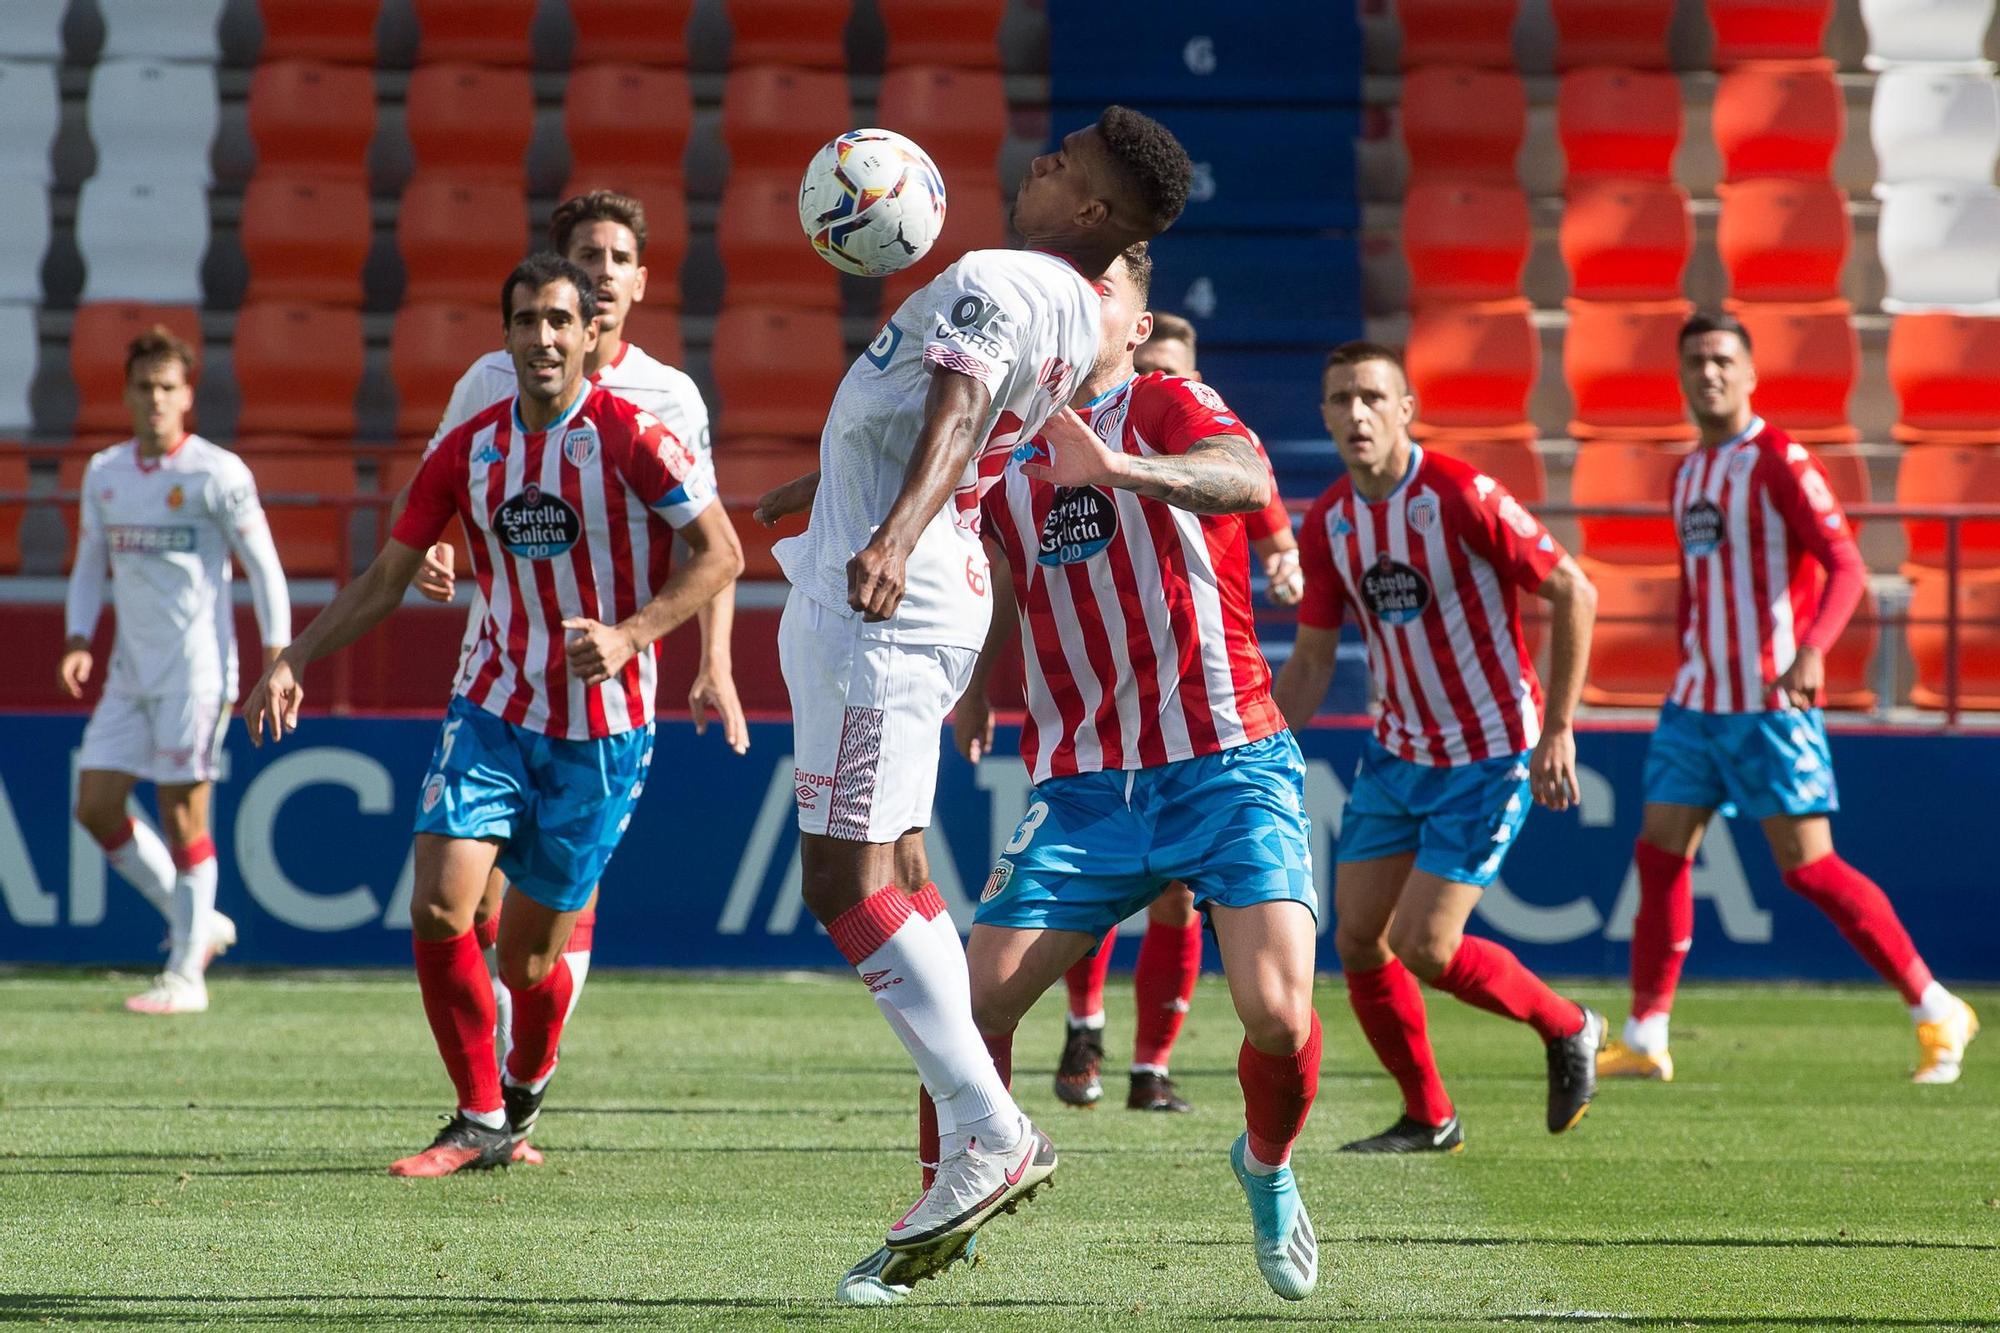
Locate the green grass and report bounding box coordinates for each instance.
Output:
[1,971,1997,1330]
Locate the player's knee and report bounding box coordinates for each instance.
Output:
[1240,993,1314,1054]
[1333,923,1391,973]
[498,950,555,993]
[73,797,124,842]
[1388,926,1457,981]
[408,896,466,940]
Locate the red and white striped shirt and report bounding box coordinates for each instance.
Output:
[1297,447,1561,766]
[982,372,1285,784]
[1668,417,1865,713]
[393,385,716,740]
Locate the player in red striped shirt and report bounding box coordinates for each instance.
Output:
[1273,341,1604,1154]
[1599,312,1977,1085]
[243,254,742,1175]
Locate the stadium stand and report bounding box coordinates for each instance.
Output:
[246,60,377,179]
[0,307,35,435]
[76,179,208,305]
[1708,0,1835,64]
[1422,436,1547,504]
[1887,313,2000,441]
[1556,67,1682,182]
[0,186,51,304]
[231,303,365,438]
[1726,298,1859,438]
[241,452,359,576]
[1406,299,1538,436]
[716,170,843,310]
[87,59,220,186]
[720,65,852,173]
[69,303,203,435]
[875,67,1008,185]
[1395,0,1519,68]
[1576,557,1683,706]
[1569,440,1691,564]
[568,0,692,66]
[1047,3,1362,103]
[9,0,67,62]
[1858,0,1993,65]
[239,175,372,306]
[98,0,225,61]
[1559,180,1694,302]
[1399,66,1525,186]
[397,176,531,305]
[0,449,26,573]
[1876,182,2000,314]
[876,0,1006,68]
[1714,177,1850,302]
[388,301,493,440]
[1401,181,1532,307]
[409,0,537,66]
[1908,569,2000,708]
[0,60,59,182]
[254,0,383,64]
[405,63,534,182]
[1899,447,2000,570]
[1549,0,1677,68]
[709,304,844,441]
[1867,62,1999,187]
[1564,298,1696,439]
[1711,60,1844,181]
[562,64,695,186]
[724,0,851,68]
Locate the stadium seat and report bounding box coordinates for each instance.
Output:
[0,185,51,303]
[1711,60,1842,182]
[1560,180,1693,302]
[715,438,821,578]
[1870,63,2000,189]
[233,303,365,438]
[1557,67,1681,183]
[1714,178,1849,303]
[1565,298,1696,438]
[69,303,203,435]
[876,68,1007,187]
[0,61,59,182]
[877,0,1005,68]
[411,0,536,65]
[1549,0,1675,68]
[1405,299,1538,432]
[1401,67,1526,186]
[1726,300,1856,433]
[877,197,1010,316]
[240,175,371,307]
[558,172,688,309]
[256,0,382,63]
[564,65,695,186]
[1898,446,2000,570]
[1907,568,2000,711]
[570,0,693,66]
[376,450,469,573]
[390,302,494,439]
[0,449,27,573]
[1859,0,1994,65]
[710,305,846,440]
[1887,312,2000,440]
[1048,3,1363,103]
[0,306,34,434]
[1571,440,1690,564]
[1815,579,1878,709]
[99,0,223,60]
[76,179,207,305]
[406,64,532,183]
[9,0,67,61]
[247,61,375,180]
[1396,0,1520,67]
[725,0,852,67]
[1402,181,1530,306]
[717,170,843,311]
[398,176,530,305]
[1875,183,2000,314]
[242,453,359,577]
[619,302,686,368]
[1145,233,1362,345]
[87,60,220,186]
[1421,437,1547,504]
[722,67,852,176]
[1808,444,1871,529]
[1578,558,1682,705]
[1707,0,1833,64]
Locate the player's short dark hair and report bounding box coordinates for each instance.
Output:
[1118,241,1153,304]
[1323,339,1408,388]
[549,189,649,257]
[1096,106,1193,235]
[1679,311,1753,355]
[501,252,600,325]
[124,325,197,383]
[1146,311,1196,352]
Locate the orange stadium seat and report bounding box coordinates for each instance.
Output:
[723,66,853,174]
[247,61,375,179]
[233,303,365,438]
[718,170,844,310]
[376,450,469,573]
[406,64,532,182]
[1400,67,1525,186]
[1808,443,1871,510]
[242,453,359,577]
[1558,67,1681,182]
[399,177,529,305]
[240,175,372,307]
[1560,180,1692,301]
[619,302,686,367]
[876,67,1008,186]
[1570,439,1690,563]
[70,303,204,435]
[412,0,536,65]
[1405,299,1538,433]
[1714,178,1848,302]
[1898,446,2000,570]
[877,197,1010,316]
[1908,568,2000,710]
[257,0,382,63]
[1887,312,2000,442]
[1565,298,1697,438]
[390,302,496,440]
[1578,557,1682,705]
[559,172,688,309]
[0,450,27,573]
[715,438,821,578]
[725,0,852,67]
[1422,437,1547,503]
[1396,0,1520,67]
[569,0,693,66]
[1402,181,1531,306]
[1550,0,1675,68]
[1711,60,1843,182]
[1708,0,1834,65]
[1726,300,1856,434]
[564,65,695,186]
[878,0,1005,68]
[711,305,846,440]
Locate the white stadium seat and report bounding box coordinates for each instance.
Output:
[0,62,60,182]
[1860,0,1996,67]
[8,0,68,61]
[1875,181,2000,312]
[0,303,37,433]
[87,60,219,184]
[76,178,208,305]
[0,185,51,303]
[98,0,225,62]
[1870,62,2000,187]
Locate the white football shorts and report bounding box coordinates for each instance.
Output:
[78,691,230,785]
[778,589,975,844]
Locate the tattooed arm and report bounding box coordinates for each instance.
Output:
[1021,407,1269,515]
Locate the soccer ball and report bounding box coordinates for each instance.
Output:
[798,129,948,277]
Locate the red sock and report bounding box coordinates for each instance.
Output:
[1630,840,1694,1019]
[1133,919,1201,1069]
[1063,925,1117,1019]
[1430,937,1584,1043]
[503,954,574,1086]
[919,1030,1014,1191]
[1784,853,1933,1004]
[1344,959,1454,1125]
[566,906,595,955]
[473,916,499,949]
[1238,1012,1320,1167]
[411,931,501,1114]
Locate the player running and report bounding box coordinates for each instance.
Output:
[62,326,290,1015]
[242,253,741,1175]
[1597,312,1978,1085]
[1272,341,1605,1155]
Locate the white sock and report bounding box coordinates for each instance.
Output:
[562,948,591,1022]
[486,943,514,1072]
[164,853,217,980]
[462,1106,506,1130]
[104,820,175,918]
[1132,1062,1168,1076]
[1241,1145,1286,1176]
[1068,1010,1106,1030]
[1624,1012,1670,1056]
[1911,981,1957,1025]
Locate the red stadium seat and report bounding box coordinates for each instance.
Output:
[878,0,1004,68]
[1402,181,1531,306]
[233,303,365,438]
[1908,568,2000,711]
[715,438,821,578]
[717,169,844,311]
[722,66,852,174]
[558,172,688,309]
[619,302,687,367]
[725,0,852,68]
[399,176,529,305]
[412,0,535,65]
[1400,66,1525,186]
[1714,178,1848,302]
[377,450,469,574]
[241,452,359,577]
[1421,436,1547,503]
[1887,313,2000,442]
[240,175,371,307]
[1578,557,1682,705]
[564,65,695,187]
[1565,298,1697,438]
[1405,298,1539,433]
[1397,0,1520,67]
[1898,446,2000,570]
[0,449,27,573]
[1550,0,1675,68]
[1808,443,1871,510]
[569,0,693,66]
[1560,180,1693,301]
[406,64,532,183]
[247,61,375,179]
[711,305,845,440]
[390,302,496,440]
[1708,0,1833,65]
[876,196,1010,316]
[1711,60,1843,182]
[257,0,381,63]
[1726,300,1856,434]
[1570,439,1690,563]
[875,67,1007,187]
[1558,67,1682,182]
[70,303,203,435]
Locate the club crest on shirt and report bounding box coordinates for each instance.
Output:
[1680,498,1724,557]
[1037,486,1119,566]
[166,485,184,510]
[492,482,582,560]
[421,773,445,813]
[562,424,599,468]
[1405,494,1440,534]
[1361,552,1431,624]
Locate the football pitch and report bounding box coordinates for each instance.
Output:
[3,971,1996,1330]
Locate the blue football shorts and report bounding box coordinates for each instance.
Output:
[412,694,653,912]
[1335,738,1531,888]
[1641,700,1838,820]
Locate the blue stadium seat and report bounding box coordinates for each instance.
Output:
[1145,234,1361,345]
[1047,3,1362,105]
[1198,347,1356,445]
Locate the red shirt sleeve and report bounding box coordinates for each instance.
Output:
[616,403,717,529]
[1296,493,1345,631]
[390,431,463,549]
[1243,441,1288,541]
[1451,471,1566,593]
[1131,374,1249,457]
[1759,442,1865,652]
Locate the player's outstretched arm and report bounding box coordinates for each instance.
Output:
[1272,625,1340,733]
[850,370,993,621]
[954,537,1016,763]
[565,503,743,687]
[1528,555,1598,812]
[1022,408,1267,515]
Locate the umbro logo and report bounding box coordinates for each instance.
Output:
[794,783,817,810]
[862,968,902,994]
